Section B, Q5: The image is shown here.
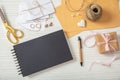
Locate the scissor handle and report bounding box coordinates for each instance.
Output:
[14,29,24,38]
[6,29,24,44]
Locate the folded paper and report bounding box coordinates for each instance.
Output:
[56,0,120,38]
[95,32,119,54]
[17,20,46,31]
[16,0,55,31]
[19,0,55,21]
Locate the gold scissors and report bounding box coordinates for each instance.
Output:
[0,7,24,44]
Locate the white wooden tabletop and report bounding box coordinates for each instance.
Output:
[0,0,120,80]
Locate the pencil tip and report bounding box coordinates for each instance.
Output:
[80,62,83,66]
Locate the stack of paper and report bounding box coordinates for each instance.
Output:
[16,0,55,31]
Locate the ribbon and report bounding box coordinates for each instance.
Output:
[83,32,119,71]
[97,33,117,52]
[89,55,120,71]
[83,33,98,48]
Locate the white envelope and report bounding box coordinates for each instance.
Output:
[18,0,55,21]
[16,0,55,31]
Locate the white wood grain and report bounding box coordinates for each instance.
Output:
[0,0,120,80]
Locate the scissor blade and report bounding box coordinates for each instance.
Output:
[0,7,6,23]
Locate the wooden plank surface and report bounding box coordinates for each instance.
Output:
[0,0,120,80]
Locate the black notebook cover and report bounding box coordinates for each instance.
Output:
[12,30,73,77]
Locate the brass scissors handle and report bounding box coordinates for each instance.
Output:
[0,7,24,44]
[7,28,24,44]
[4,22,24,44]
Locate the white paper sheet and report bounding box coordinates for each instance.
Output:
[16,0,55,31]
[18,0,55,21]
[17,20,46,31]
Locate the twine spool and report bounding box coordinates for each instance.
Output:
[86,4,102,21]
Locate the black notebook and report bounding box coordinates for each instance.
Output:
[11,30,73,77]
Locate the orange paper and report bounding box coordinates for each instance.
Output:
[56,0,120,38]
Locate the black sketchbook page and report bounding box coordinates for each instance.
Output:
[14,30,73,76]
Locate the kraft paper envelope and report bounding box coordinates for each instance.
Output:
[56,0,120,38]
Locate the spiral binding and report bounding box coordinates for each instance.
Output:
[11,49,22,75]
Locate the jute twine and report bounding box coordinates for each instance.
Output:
[86,4,102,21]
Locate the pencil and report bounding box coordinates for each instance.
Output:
[78,37,83,66]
